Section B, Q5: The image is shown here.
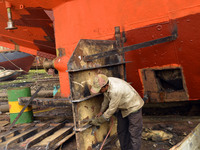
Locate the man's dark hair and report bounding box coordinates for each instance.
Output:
[102,81,109,88]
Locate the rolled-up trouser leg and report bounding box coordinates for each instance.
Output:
[116,111,132,150]
[128,109,143,150]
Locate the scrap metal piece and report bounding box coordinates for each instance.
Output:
[68,37,125,149]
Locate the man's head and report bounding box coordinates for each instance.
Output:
[91,74,109,94]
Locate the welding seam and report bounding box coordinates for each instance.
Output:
[72,81,86,88]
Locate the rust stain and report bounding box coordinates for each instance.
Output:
[91,106,95,112]
[87,146,92,150]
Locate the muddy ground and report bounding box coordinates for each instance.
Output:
[0,69,200,150]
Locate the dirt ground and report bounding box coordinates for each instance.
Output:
[59,115,200,150]
[0,69,200,150]
[141,116,200,150]
[34,103,200,150]
[1,109,199,150]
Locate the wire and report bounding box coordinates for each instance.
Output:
[1,53,27,73]
[33,107,56,114]
[100,117,114,150]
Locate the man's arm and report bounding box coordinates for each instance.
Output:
[100,94,109,113]
[103,92,122,119]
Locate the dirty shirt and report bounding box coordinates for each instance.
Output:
[101,77,144,119]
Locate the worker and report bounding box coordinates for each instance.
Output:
[89,74,144,150]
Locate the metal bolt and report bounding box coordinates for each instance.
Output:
[156,25,162,31]
[186,19,190,22]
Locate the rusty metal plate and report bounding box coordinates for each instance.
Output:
[68,39,125,150]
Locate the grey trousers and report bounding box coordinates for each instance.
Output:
[116,109,143,150]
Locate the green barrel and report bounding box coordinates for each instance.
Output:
[7,87,33,124]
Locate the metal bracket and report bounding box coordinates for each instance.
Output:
[84,24,178,62]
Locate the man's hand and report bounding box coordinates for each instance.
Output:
[96,112,103,117]
[90,118,101,126]
[89,115,108,126]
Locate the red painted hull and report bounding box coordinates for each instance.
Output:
[0,0,199,102]
[124,13,200,101]
[52,0,200,101]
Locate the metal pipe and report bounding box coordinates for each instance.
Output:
[5,1,17,30]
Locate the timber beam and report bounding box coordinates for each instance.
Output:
[18,97,71,107]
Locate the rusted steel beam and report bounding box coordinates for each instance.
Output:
[18,97,71,107]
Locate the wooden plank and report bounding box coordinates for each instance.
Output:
[3,123,50,150]
[0,121,9,127]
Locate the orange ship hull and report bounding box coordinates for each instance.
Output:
[53,0,200,101]
[0,0,199,102]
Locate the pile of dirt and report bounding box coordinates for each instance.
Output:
[142,116,200,150]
